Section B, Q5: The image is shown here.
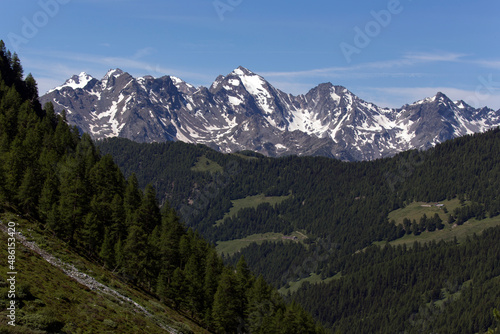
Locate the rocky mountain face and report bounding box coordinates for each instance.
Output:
[40,66,500,161]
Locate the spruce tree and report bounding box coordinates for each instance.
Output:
[247,275,275,334]
[122,224,149,283]
[38,173,59,220]
[16,166,39,215]
[212,268,242,333]
[168,267,187,310]
[124,173,142,223]
[184,254,205,316]
[135,183,161,233]
[204,248,223,315]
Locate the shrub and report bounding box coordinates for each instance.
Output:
[21,311,64,332]
[103,319,118,329]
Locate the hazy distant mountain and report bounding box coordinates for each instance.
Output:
[40,66,500,161]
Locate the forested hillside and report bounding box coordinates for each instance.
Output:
[293,229,500,333]
[99,126,500,280]
[99,105,500,332]
[0,41,325,333]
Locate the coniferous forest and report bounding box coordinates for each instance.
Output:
[99,97,500,331]
[0,42,326,333]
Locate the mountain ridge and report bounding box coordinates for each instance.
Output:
[40,67,500,161]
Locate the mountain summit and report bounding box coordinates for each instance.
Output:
[40,68,500,161]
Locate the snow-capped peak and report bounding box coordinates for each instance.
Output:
[103,68,124,80]
[228,66,276,116]
[231,66,255,76]
[229,67,268,94]
[47,72,95,93]
[411,94,438,106]
[411,92,456,106]
[171,76,194,89]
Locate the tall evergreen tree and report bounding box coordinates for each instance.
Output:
[123,173,142,224]
[184,253,205,316]
[204,248,223,322]
[167,267,188,310]
[212,268,242,334]
[247,275,276,334]
[135,183,161,233]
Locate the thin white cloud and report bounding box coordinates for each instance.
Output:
[133,47,155,59]
[473,60,500,70]
[262,52,469,80]
[403,52,468,62]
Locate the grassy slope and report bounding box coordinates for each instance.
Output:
[278,273,342,295]
[379,199,500,248]
[190,156,223,174]
[215,193,291,227]
[0,212,209,334]
[380,215,500,248]
[388,198,463,225]
[216,231,307,256]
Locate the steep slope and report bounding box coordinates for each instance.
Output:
[0,215,204,334]
[41,67,500,161]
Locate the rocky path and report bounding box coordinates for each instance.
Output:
[0,221,178,333]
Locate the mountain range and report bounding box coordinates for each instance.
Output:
[40,67,500,161]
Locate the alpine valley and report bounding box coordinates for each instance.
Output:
[40,67,500,161]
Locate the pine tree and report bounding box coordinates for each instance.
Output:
[135,184,161,233]
[110,194,126,242]
[204,248,223,319]
[184,253,205,316]
[88,153,123,202]
[24,73,38,102]
[278,301,317,334]
[99,228,114,267]
[16,166,39,215]
[82,211,101,255]
[167,267,187,310]
[124,173,142,223]
[212,268,242,333]
[4,136,26,199]
[235,255,253,324]
[121,224,149,284]
[11,53,23,82]
[57,156,88,243]
[247,275,275,334]
[38,173,59,220]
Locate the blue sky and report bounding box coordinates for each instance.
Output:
[2,0,500,109]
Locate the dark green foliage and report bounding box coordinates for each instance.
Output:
[291,227,500,333]
[212,268,242,333]
[99,125,500,290]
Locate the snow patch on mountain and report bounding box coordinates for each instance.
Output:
[48,72,94,93]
